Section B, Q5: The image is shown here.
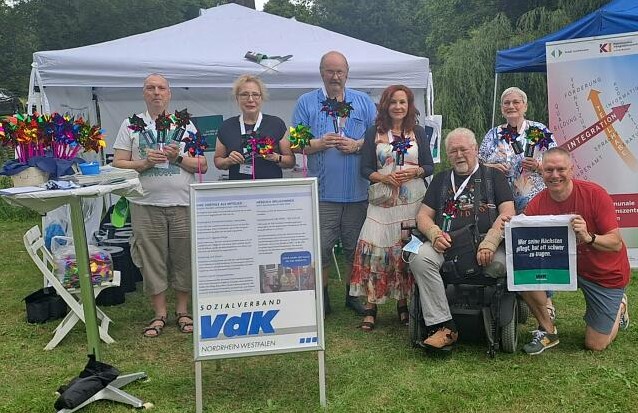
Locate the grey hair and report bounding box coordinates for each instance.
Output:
[143,73,170,88]
[445,127,477,150]
[501,87,527,104]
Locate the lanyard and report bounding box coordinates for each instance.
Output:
[450,163,479,201]
[239,112,263,135]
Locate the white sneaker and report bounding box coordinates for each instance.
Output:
[620,294,629,330]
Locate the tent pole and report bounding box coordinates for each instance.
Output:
[491,73,499,128]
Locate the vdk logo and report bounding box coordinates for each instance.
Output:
[600,43,612,53]
[201,310,279,339]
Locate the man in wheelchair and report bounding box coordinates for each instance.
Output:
[408,128,515,351]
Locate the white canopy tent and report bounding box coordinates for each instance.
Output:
[27,3,431,178]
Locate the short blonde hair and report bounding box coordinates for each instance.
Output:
[232,74,268,100]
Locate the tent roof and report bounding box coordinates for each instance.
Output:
[33,3,428,89]
[495,0,638,73]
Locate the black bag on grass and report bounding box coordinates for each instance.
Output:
[54,355,120,410]
[24,287,67,324]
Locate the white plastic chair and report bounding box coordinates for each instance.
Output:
[23,225,120,350]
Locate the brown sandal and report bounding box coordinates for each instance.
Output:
[176,313,194,334]
[359,307,377,332]
[143,316,167,338]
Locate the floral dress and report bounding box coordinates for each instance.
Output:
[479,120,556,213]
[350,139,426,304]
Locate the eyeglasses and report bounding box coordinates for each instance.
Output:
[502,100,524,107]
[323,70,346,78]
[238,92,262,100]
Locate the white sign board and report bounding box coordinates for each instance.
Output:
[190,178,324,360]
[546,31,638,266]
[505,215,577,292]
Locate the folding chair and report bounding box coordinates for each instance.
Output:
[23,226,120,350]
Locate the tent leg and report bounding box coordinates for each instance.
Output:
[491,73,499,129]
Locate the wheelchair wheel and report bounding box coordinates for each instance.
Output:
[408,288,426,347]
[517,297,530,324]
[500,298,519,353]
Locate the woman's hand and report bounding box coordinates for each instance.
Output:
[226,151,245,166]
[485,162,510,174]
[521,157,540,173]
[264,152,281,163]
[381,172,402,187]
[395,168,419,184]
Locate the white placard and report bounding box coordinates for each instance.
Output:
[505,215,577,292]
[190,178,324,361]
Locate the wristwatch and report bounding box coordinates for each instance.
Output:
[175,155,184,165]
[587,232,596,245]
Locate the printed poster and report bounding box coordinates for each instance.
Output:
[190,179,323,360]
[505,215,577,291]
[546,31,638,266]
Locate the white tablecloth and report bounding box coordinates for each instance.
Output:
[2,179,143,215]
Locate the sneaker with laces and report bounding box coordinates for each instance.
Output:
[620,294,629,330]
[523,328,559,355]
[419,327,458,351]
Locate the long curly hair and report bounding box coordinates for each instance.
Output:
[375,85,419,134]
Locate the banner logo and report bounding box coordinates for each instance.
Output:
[201,310,279,339]
[550,48,563,58]
[599,43,612,53]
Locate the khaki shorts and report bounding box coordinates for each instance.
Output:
[130,203,191,295]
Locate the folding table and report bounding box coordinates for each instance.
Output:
[3,179,151,411]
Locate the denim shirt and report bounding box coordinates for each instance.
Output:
[292,88,376,202]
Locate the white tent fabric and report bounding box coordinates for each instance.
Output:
[28,3,430,179]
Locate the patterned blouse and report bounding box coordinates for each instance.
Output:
[479,120,556,213]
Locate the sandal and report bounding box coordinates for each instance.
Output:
[143,316,167,338]
[176,313,194,334]
[359,306,377,332]
[397,303,409,326]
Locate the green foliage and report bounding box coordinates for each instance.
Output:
[0,0,221,97]
[263,0,312,22]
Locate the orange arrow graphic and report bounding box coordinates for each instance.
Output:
[560,103,631,152]
[588,89,638,171]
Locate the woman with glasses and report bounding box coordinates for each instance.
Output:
[349,85,434,331]
[479,87,556,213]
[479,86,557,319]
[215,75,295,179]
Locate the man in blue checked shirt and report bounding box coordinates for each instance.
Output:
[292,51,376,316]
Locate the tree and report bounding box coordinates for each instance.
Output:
[263,0,311,22]
[0,0,221,96]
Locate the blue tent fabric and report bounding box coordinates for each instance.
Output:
[496,0,638,73]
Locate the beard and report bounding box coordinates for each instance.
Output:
[453,161,470,175]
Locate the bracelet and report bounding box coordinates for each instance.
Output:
[278,155,282,163]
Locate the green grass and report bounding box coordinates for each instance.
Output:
[1,218,637,413]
